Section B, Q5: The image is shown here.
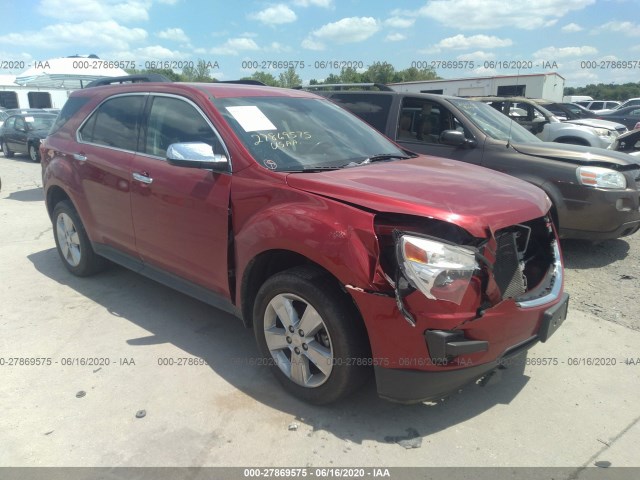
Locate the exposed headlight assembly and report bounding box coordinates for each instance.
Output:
[577,166,626,189]
[592,128,613,137]
[397,234,479,305]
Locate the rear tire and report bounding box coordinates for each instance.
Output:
[52,200,108,276]
[253,266,370,404]
[2,141,14,158]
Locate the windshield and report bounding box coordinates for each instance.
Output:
[448,98,541,143]
[25,115,56,130]
[214,96,408,171]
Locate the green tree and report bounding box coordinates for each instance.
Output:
[182,60,216,82]
[244,71,279,86]
[278,67,302,88]
[361,61,396,84]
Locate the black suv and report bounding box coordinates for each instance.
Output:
[310,86,640,240]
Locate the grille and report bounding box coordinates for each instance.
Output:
[493,230,526,299]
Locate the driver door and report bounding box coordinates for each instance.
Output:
[130,94,232,297]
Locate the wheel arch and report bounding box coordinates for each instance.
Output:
[239,249,366,332]
[45,185,73,220]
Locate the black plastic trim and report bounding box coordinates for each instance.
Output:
[93,244,241,318]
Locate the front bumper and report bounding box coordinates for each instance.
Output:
[374,293,569,404]
[559,182,640,240]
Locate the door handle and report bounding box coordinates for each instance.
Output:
[73,153,87,162]
[132,172,153,184]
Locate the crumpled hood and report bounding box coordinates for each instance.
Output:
[511,141,639,168]
[286,156,551,238]
[565,118,627,132]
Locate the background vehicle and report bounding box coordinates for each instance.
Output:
[575,100,621,111]
[308,86,640,240]
[596,106,640,130]
[472,96,626,148]
[609,129,640,157]
[0,112,57,161]
[540,102,599,120]
[41,78,568,404]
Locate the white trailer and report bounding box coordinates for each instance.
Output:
[0,76,71,109]
[389,72,566,102]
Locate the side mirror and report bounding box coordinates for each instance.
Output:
[440,130,474,148]
[166,142,229,172]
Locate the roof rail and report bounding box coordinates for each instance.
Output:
[299,83,393,91]
[218,79,267,86]
[84,74,172,88]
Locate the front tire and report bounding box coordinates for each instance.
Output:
[29,143,40,162]
[52,200,107,276]
[253,266,370,404]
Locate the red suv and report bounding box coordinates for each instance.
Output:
[41,78,568,404]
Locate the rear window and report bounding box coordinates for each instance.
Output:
[325,93,392,132]
[50,96,91,134]
[79,95,145,151]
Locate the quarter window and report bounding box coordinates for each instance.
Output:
[144,96,218,158]
[79,95,144,151]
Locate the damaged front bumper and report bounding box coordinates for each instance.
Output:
[349,216,569,404]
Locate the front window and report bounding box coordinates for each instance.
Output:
[448,98,542,143]
[214,96,407,172]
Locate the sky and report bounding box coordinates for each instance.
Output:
[0,0,638,87]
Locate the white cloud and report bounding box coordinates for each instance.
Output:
[385,33,406,42]
[594,21,640,36]
[562,22,583,32]
[157,27,189,42]
[457,50,495,60]
[37,0,151,23]
[156,0,179,4]
[292,0,333,7]
[301,38,325,51]
[268,42,292,53]
[0,20,147,51]
[129,45,188,60]
[249,4,297,25]
[210,37,260,55]
[429,34,513,52]
[309,17,379,44]
[384,17,415,28]
[532,45,598,58]
[397,0,594,30]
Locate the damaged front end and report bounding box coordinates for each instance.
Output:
[356,212,568,403]
[373,212,566,362]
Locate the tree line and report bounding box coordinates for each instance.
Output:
[564,82,640,101]
[127,60,438,88]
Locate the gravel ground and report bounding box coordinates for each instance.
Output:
[563,236,640,332]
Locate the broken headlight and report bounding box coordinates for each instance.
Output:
[397,235,479,305]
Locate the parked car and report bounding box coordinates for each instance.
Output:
[541,102,599,120]
[41,77,569,404]
[471,96,626,148]
[609,129,640,157]
[596,106,640,130]
[0,112,57,161]
[575,100,621,111]
[307,86,640,240]
[614,98,640,110]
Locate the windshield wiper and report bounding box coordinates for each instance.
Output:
[359,153,412,165]
[286,165,342,172]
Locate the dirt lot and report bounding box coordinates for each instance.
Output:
[1,152,639,475]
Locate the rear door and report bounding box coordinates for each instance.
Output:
[130,94,232,296]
